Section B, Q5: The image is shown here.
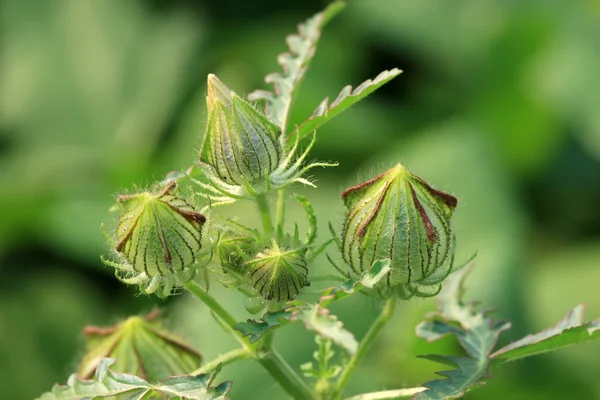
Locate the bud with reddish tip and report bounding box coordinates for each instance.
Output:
[340,164,457,298]
[78,311,202,382]
[101,181,206,297]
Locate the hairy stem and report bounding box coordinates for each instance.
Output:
[276,189,286,240]
[192,348,252,375]
[256,193,274,237]
[343,387,426,400]
[184,281,314,400]
[336,298,397,397]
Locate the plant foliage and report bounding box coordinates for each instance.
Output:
[37,358,231,400]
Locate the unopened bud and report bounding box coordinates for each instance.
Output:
[102,181,206,297]
[341,164,457,298]
[246,243,310,302]
[199,74,282,187]
[78,311,202,382]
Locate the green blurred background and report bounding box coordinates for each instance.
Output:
[1,0,600,399]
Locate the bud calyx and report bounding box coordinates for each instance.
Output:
[340,164,457,298]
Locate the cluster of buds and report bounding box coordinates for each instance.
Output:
[101,181,206,297]
[339,164,457,299]
[196,74,334,203]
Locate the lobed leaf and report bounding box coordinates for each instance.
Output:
[248,1,345,131]
[414,265,600,399]
[490,305,600,363]
[289,301,359,355]
[414,265,510,400]
[234,309,294,343]
[37,358,231,400]
[287,68,402,146]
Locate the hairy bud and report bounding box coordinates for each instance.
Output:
[246,243,310,302]
[341,164,457,298]
[102,181,206,297]
[200,74,282,187]
[78,310,202,381]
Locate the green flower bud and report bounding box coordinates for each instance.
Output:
[78,311,202,382]
[246,243,310,302]
[102,181,206,297]
[340,164,457,298]
[217,234,256,276]
[199,74,282,187]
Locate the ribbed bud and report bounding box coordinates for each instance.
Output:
[246,243,310,302]
[102,181,206,297]
[217,235,256,276]
[78,311,202,382]
[199,74,282,187]
[341,164,457,298]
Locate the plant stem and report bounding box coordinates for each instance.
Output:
[184,281,315,400]
[258,349,316,400]
[256,193,274,237]
[276,189,286,240]
[336,298,397,397]
[183,281,254,351]
[192,348,252,375]
[343,387,426,400]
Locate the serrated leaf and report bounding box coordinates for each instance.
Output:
[287,68,402,146]
[294,193,317,246]
[37,358,231,400]
[414,265,600,400]
[414,266,511,400]
[248,1,345,131]
[234,309,294,343]
[289,301,359,355]
[490,305,600,363]
[320,259,391,307]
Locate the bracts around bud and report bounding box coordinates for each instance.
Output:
[339,164,457,299]
[196,74,336,203]
[101,181,207,297]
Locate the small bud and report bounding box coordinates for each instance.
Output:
[102,181,206,297]
[217,234,256,276]
[246,243,310,302]
[200,74,282,187]
[340,164,457,298]
[78,310,202,382]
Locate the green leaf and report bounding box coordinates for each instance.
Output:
[414,265,600,399]
[289,302,359,355]
[37,358,231,400]
[248,1,345,131]
[414,265,511,400]
[491,305,600,363]
[320,259,391,307]
[288,69,402,146]
[234,309,294,343]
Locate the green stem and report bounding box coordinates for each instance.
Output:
[258,349,316,400]
[336,298,397,397]
[256,193,274,237]
[276,189,286,240]
[343,387,425,400]
[184,281,314,400]
[192,348,252,375]
[183,281,254,351]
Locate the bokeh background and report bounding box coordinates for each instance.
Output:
[1,0,600,399]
